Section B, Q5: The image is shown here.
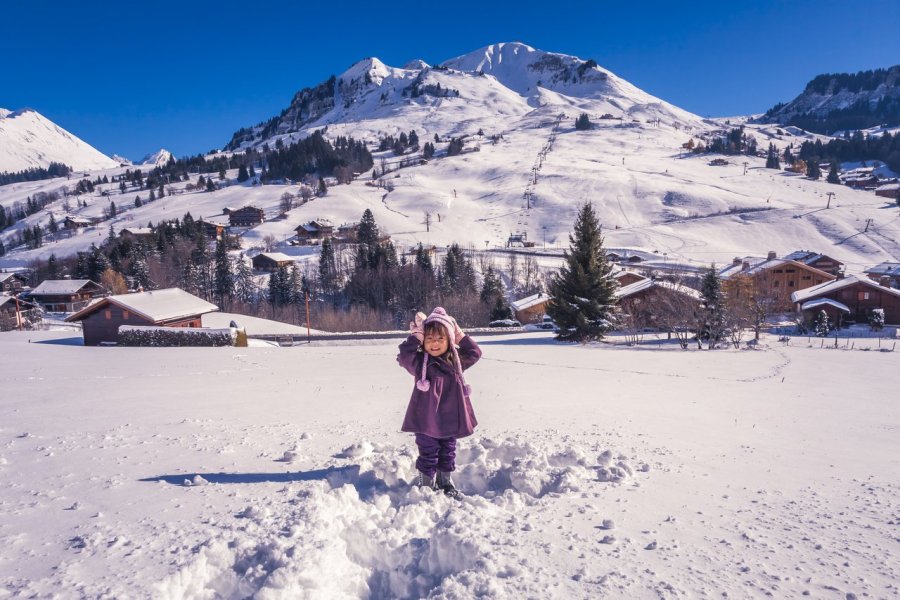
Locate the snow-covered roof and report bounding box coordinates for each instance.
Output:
[31,279,98,296]
[510,292,550,312]
[864,262,900,277]
[64,216,92,224]
[613,270,646,282]
[0,271,27,283]
[615,279,701,300]
[121,227,154,236]
[875,183,900,191]
[720,258,833,280]
[256,252,294,263]
[800,298,850,313]
[790,275,900,304]
[66,288,218,324]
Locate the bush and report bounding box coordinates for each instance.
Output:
[119,325,236,347]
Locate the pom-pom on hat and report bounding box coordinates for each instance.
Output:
[416,307,472,400]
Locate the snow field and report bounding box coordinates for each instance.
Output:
[1,330,898,598]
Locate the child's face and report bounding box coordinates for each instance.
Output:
[424,331,449,357]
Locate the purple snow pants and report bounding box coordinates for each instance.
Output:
[415,433,457,477]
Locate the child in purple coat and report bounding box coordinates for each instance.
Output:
[397,307,482,497]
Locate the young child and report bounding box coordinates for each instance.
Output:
[397,307,482,497]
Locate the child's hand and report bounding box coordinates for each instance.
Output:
[449,316,465,344]
[409,311,427,342]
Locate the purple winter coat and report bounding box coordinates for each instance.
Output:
[397,334,482,439]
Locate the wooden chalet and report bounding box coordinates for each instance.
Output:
[337,222,360,242]
[613,270,647,287]
[27,279,105,312]
[65,287,219,346]
[119,227,155,242]
[198,219,226,240]
[875,182,900,199]
[864,262,900,289]
[782,250,844,276]
[510,292,551,324]
[615,279,702,330]
[64,216,92,230]
[0,271,29,294]
[252,252,295,272]
[229,206,265,227]
[719,252,835,311]
[294,219,335,243]
[791,275,900,327]
[0,294,37,330]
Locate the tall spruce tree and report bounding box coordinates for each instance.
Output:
[698,264,726,349]
[827,163,841,184]
[546,203,617,341]
[213,236,233,308]
[765,143,781,169]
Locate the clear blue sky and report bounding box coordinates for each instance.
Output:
[3,0,898,161]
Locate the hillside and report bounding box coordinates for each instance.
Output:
[0,108,120,173]
[1,44,898,274]
[762,65,900,134]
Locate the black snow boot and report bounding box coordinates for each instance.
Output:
[436,471,461,499]
[414,471,436,491]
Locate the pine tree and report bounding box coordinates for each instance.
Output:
[135,196,142,207]
[698,265,726,348]
[213,236,233,308]
[317,177,328,196]
[827,163,841,184]
[357,209,379,247]
[575,113,592,131]
[546,203,617,341]
[233,257,256,304]
[765,143,781,169]
[237,165,250,183]
[47,254,60,279]
[806,160,821,180]
[48,214,58,235]
[814,309,830,337]
[318,236,338,296]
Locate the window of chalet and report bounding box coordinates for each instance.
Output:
[123,310,129,320]
[858,291,870,301]
[802,275,811,280]
[788,281,795,287]
[105,310,111,320]
[786,268,796,273]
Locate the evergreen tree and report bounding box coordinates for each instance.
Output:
[206,177,216,192]
[441,244,476,294]
[158,183,165,198]
[317,177,328,196]
[357,209,379,247]
[545,203,617,341]
[109,201,117,218]
[233,258,256,304]
[806,160,821,179]
[213,236,233,308]
[814,309,830,337]
[135,195,143,208]
[827,163,841,184]
[698,265,726,348]
[237,165,250,183]
[575,113,592,131]
[149,189,156,202]
[318,236,338,296]
[0,239,5,257]
[86,244,109,282]
[47,254,60,279]
[48,214,58,235]
[765,143,781,169]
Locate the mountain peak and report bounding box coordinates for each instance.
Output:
[340,57,392,85]
[140,148,174,167]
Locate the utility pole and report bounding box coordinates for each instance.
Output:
[742,161,749,175]
[864,218,873,233]
[826,191,835,209]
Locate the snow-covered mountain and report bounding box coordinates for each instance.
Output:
[140,149,174,167]
[0,108,119,173]
[225,42,702,150]
[761,65,900,134]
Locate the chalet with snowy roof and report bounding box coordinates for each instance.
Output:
[863,262,900,289]
[613,270,647,287]
[841,167,879,189]
[781,250,844,276]
[27,279,105,312]
[615,279,702,330]
[0,271,29,294]
[719,252,835,310]
[65,287,219,346]
[510,292,551,324]
[337,222,360,242]
[198,219,226,240]
[875,182,900,199]
[294,219,335,243]
[0,294,37,330]
[228,206,265,227]
[251,252,295,272]
[64,216,92,230]
[119,227,155,242]
[790,275,900,327]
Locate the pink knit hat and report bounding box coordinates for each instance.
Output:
[417,307,472,399]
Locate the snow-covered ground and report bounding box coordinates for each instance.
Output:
[1,330,897,598]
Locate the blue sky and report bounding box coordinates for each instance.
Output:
[3,1,898,161]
